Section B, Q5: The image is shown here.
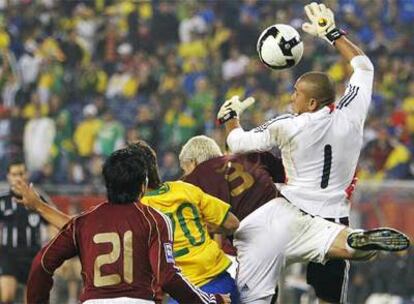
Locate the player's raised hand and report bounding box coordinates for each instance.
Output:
[217,96,255,125]
[11,179,41,210]
[215,293,231,304]
[302,2,340,44]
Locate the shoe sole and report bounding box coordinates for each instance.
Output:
[347,228,410,252]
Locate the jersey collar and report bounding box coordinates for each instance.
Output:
[145,183,170,196]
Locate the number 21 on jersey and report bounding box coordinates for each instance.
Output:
[93,231,133,287]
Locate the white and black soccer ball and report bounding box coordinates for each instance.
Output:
[257,24,303,70]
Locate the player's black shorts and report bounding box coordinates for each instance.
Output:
[0,250,37,284]
[306,217,349,303]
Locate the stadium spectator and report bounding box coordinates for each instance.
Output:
[23,104,55,172]
[60,30,84,69]
[360,127,394,180]
[0,108,10,179]
[49,95,74,183]
[188,77,216,123]
[134,104,159,147]
[151,2,179,47]
[7,106,25,157]
[222,48,250,82]
[17,39,42,89]
[161,93,197,151]
[94,111,125,158]
[159,151,181,182]
[402,81,414,135]
[73,104,102,159]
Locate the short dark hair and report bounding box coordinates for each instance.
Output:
[7,158,26,172]
[102,148,148,204]
[299,72,336,107]
[127,140,162,189]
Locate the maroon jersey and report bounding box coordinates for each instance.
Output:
[184,152,285,221]
[26,202,223,304]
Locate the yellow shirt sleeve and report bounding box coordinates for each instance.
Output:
[182,182,231,227]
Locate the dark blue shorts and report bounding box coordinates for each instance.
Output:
[168,271,239,304]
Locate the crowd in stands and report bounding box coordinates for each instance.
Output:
[0,0,413,184]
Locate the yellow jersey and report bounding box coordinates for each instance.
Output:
[141,181,231,286]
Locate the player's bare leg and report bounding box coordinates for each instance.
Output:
[326,227,410,260]
[0,275,18,303]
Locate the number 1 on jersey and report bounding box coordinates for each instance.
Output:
[321,144,332,189]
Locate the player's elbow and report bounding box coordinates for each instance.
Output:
[362,56,374,72]
[227,139,252,154]
[227,138,241,153]
[27,251,49,283]
[352,55,374,72]
[221,212,240,234]
[226,129,249,153]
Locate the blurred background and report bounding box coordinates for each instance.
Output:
[0,0,413,303]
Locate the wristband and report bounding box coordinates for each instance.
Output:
[218,110,237,125]
[325,28,347,45]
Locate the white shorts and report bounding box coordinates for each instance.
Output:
[234,197,345,303]
[226,254,238,279]
[83,298,154,304]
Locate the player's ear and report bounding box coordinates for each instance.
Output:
[308,98,319,112]
[141,175,149,195]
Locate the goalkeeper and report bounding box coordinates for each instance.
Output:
[217,2,393,304]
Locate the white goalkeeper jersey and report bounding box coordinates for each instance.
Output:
[227,55,374,218]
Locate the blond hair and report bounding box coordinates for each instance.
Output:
[179,135,223,165]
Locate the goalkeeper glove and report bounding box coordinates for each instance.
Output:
[217,96,255,125]
[302,2,345,45]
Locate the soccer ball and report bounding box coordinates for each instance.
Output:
[257,24,303,70]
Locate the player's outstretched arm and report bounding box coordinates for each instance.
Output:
[333,36,364,64]
[217,95,281,153]
[209,211,239,236]
[302,2,369,63]
[196,186,240,235]
[303,2,374,122]
[302,1,373,67]
[12,179,71,229]
[217,96,255,134]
